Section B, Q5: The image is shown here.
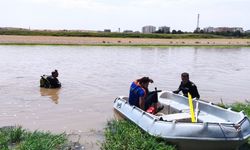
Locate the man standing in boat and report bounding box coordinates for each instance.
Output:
[128,77,162,113]
[173,72,200,99]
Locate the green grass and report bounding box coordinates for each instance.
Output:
[0,126,67,150]
[217,101,250,116]
[230,102,250,116]
[101,120,176,150]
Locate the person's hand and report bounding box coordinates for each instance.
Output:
[172,91,178,94]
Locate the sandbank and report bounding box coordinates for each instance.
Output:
[0,35,250,46]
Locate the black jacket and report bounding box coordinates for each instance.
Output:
[47,76,61,88]
[173,81,200,99]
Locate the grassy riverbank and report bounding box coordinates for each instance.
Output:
[219,101,250,116]
[0,126,67,150]
[101,101,250,150]
[1,28,250,39]
[1,29,250,46]
[101,120,176,150]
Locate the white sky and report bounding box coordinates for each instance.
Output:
[1,0,249,32]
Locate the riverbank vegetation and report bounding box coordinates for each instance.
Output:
[219,101,250,116]
[0,29,220,39]
[2,28,249,39]
[0,126,67,150]
[101,120,176,150]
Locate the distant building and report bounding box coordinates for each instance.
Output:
[0,27,29,31]
[233,27,244,33]
[104,29,111,32]
[203,27,244,33]
[158,26,170,33]
[215,27,243,33]
[245,30,250,33]
[123,30,133,33]
[203,27,214,33]
[142,25,156,33]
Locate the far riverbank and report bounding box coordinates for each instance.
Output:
[1,35,250,46]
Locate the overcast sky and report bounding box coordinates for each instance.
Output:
[1,0,249,32]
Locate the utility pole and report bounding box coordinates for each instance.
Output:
[197,14,200,29]
[195,14,200,32]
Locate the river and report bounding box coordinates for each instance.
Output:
[0,45,250,149]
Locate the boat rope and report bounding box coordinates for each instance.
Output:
[218,119,245,136]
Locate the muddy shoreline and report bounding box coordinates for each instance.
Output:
[1,35,250,46]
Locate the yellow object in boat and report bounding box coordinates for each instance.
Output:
[188,92,196,123]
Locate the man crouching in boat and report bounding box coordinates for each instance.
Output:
[129,77,163,114]
[40,70,61,88]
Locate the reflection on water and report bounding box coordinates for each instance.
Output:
[0,45,250,149]
[40,88,60,104]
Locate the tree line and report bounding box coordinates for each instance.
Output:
[155,29,250,37]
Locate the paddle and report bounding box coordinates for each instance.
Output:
[188,92,196,123]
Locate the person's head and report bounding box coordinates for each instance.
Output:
[137,77,153,89]
[52,70,59,78]
[181,72,189,84]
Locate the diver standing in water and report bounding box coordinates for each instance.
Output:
[40,70,61,88]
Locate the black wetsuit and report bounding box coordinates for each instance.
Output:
[173,81,200,99]
[46,76,61,88]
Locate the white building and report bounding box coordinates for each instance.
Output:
[203,27,244,33]
[142,25,156,33]
[203,27,215,33]
[231,27,244,33]
[158,26,170,33]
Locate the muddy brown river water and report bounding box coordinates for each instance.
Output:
[0,45,250,149]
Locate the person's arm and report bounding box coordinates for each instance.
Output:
[139,97,145,110]
[190,83,200,99]
[173,83,181,94]
[194,85,200,99]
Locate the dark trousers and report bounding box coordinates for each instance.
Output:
[144,91,158,111]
